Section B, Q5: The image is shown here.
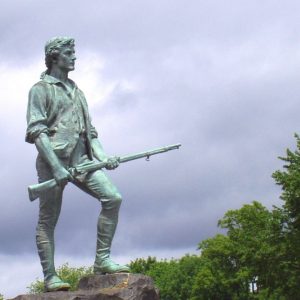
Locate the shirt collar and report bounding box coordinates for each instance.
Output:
[42,74,61,84]
[42,74,77,89]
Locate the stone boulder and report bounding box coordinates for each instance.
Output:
[10,273,160,300]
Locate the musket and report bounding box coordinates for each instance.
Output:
[28,143,181,201]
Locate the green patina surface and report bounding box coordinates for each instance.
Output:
[26,37,128,292]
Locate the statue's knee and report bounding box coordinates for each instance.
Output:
[112,192,122,206]
[103,192,122,210]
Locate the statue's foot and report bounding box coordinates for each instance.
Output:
[94,258,130,274]
[44,275,71,292]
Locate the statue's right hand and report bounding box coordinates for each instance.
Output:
[53,166,73,186]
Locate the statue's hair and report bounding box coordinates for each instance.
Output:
[41,37,75,78]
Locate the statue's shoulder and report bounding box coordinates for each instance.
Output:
[28,80,53,102]
[29,80,49,92]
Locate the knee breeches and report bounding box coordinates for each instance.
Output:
[36,154,122,236]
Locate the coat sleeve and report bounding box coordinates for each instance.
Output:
[25,83,49,143]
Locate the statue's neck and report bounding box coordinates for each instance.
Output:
[49,67,69,85]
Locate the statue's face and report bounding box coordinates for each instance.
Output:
[55,45,76,72]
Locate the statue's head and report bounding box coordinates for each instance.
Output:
[44,36,75,72]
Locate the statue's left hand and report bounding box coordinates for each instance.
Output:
[105,156,120,170]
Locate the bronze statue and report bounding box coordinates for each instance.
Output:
[26,37,129,292]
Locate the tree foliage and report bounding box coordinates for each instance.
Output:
[190,135,300,299]
[130,190,299,299]
[271,134,300,298]
[130,255,202,300]
[196,202,289,299]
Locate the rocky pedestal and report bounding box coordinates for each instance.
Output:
[10,273,160,300]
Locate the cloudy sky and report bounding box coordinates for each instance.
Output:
[1,0,300,297]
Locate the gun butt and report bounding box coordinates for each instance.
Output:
[28,187,39,201]
[28,179,58,201]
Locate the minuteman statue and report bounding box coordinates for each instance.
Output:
[26,37,129,292]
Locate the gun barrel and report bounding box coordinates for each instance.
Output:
[120,143,181,163]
